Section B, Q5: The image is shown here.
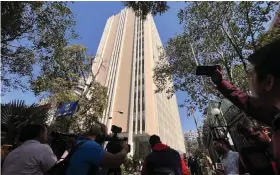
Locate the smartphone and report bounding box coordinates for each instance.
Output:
[215,163,224,171]
[195,65,218,76]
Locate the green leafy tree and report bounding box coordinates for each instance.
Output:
[185,139,199,156]
[121,155,143,174]
[122,1,169,19]
[1,1,76,94]
[153,2,280,115]
[31,45,107,133]
[1,100,50,144]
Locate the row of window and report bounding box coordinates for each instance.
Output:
[134,77,145,87]
[134,90,145,98]
[133,97,145,112]
[133,119,145,132]
[132,18,145,132]
[135,59,144,75]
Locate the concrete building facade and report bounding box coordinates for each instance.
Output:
[184,130,199,142]
[90,8,185,156]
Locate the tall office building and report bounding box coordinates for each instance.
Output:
[91,8,185,155]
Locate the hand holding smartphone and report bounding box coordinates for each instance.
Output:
[195,65,220,76]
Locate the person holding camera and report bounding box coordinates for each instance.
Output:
[209,40,280,172]
[2,124,57,175]
[213,138,239,175]
[65,124,129,175]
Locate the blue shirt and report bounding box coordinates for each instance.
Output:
[66,139,105,175]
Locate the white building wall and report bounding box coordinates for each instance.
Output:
[148,15,186,153]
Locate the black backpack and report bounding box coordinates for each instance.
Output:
[146,148,182,175]
[153,167,176,175]
[46,141,85,175]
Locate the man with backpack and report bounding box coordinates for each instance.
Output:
[62,124,129,175]
[141,135,189,175]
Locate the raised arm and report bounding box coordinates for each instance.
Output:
[211,68,278,126]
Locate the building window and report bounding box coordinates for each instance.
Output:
[138,101,140,111]
[138,120,140,132]
[133,120,135,131]
[138,91,141,98]
[142,60,144,72]
[142,119,145,131]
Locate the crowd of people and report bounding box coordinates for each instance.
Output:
[209,39,280,175]
[1,39,279,175]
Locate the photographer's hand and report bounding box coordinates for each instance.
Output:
[120,142,129,153]
[213,170,225,175]
[100,142,129,168]
[211,65,223,84]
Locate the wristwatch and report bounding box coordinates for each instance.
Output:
[272,113,280,131]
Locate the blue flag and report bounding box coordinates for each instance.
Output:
[56,101,78,117]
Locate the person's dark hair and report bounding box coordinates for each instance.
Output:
[248,39,280,81]
[1,123,8,132]
[213,137,231,149]
[19,124,46,142]
[149,135,161,147]
[85,123,102,137]
[237,117,262,135]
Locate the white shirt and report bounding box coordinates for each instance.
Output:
[2,140,57,175]
[220,150,239,175]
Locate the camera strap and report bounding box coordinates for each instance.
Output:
[64,141,86,162]
[46,141,86,175]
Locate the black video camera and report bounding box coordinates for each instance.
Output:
[195,65,219,76]
[105,125,129,153]
[50,131,78,140]
[111,125,122,135]
[102,125,130,175]
[49,131,78,159]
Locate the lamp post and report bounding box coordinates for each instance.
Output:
[210,107,236,149]
[210,108,220,117]
[211,108,224,138]
[106,110,124,134]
